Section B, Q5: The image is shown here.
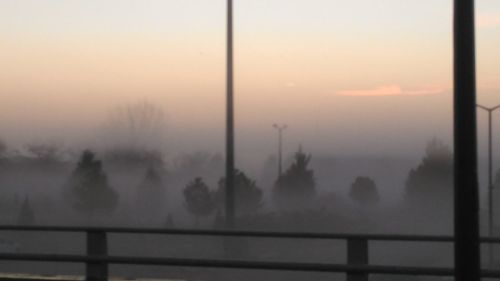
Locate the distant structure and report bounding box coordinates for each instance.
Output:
[0,139,7,159]
[272,124,287,178]
[164,213,175,228]
[212,210,225,230]
[477,103,500,265]
[349,176,380,207]
[136,165,166,226]
[17,197,35,225]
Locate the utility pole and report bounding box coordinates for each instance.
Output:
[477,103,500,265]
[225,0,235,229]
[273,124,287,178]
[454,0,480,280]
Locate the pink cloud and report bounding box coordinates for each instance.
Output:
[477,15,500,28]
[337,85,445,97]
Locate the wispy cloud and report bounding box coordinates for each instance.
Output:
[337,85,445,97]
[477,15,500,28]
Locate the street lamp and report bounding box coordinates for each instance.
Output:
[477,103,500,265]
[225,0,235,228]
[273,124,287,178]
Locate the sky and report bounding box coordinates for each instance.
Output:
[0,0,500,165]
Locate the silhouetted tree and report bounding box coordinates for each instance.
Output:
[349,176,380,206]
[405,138,453,206]
[102,101,167,153]
[17,197,35,225]
[216,170,263,216]
[184,177,215,226]
[273,147,316,209]
[63,150,118,216]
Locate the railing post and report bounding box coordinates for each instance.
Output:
[347,238,368,281]
[453,0,481,280]
[86,231,108,281]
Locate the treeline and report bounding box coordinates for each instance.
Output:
[0,136,457,231]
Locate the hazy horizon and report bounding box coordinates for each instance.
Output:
[1,0,500,163]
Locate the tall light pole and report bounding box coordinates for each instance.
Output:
[225,0,235,228]
[454,0,480,280]
[273,124,287,178]
[477,103,500,265]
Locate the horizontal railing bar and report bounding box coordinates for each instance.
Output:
[0,254,455,276]
[0,276,77,281]
[0,225,499,243]
[0,253,498,278]
[0,273,83,281]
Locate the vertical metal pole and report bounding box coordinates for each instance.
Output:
[489,110,495,265]
[273,124,287,178]
[278,129,283,177]
[454,0,481,280]
[225,0,235,228]
[347,238,368,281]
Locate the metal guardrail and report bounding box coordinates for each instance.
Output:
[0,226,499,281]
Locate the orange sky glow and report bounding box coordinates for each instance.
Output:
[0,0,499,160]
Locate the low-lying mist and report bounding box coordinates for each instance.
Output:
[0,103,496,281]
[0,135,497,281]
